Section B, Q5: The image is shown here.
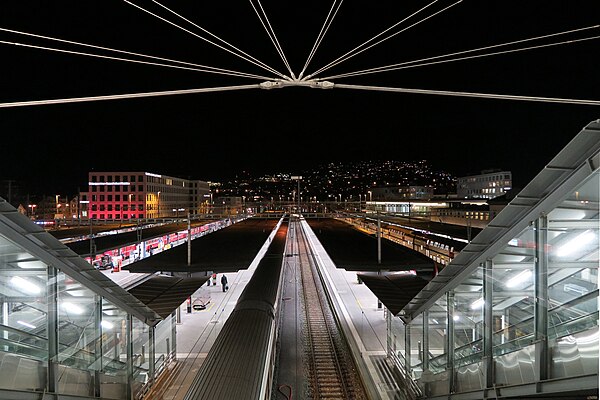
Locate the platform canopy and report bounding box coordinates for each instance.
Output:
[306,218,435,272]
[127,275,209,318]
[357,272,429,316]
[63,220,211,256]
[127,218,278,273]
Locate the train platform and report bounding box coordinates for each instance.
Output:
[148,270,245,400]
[144,217,396,400]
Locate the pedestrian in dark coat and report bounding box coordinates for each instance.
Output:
[221,274,228,292]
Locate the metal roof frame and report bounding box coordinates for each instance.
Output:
[402,119,600,319]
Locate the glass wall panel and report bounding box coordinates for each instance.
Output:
[0,235,49,392]
[155,314,174,375]
[5,271,48,334]
[132,316,150,395]
[428,298,448,373]
[0,236,49,357]
[547,170,599,340]
[388,314,406,370]
[453,268,483,367]
[57,272,99,396]
[100,299,128,400]
[57,272,98,369]
[409,314,423,379]
[492,225,536,356]
[100,300,127,371]
[547,170,599,379]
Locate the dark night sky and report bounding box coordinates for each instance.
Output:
[0,0,599,195]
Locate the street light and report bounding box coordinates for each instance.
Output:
[28,204,37,220]
[157,191,161,219]
[291,176,302,214]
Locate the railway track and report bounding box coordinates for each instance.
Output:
[296,220,367,400]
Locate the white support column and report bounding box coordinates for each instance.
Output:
[405,322,411,379]
[447,291,455,394]
[2,302,8,351]
[171,311,177,362]
[47,266,59,394]
[126,314,133,400]
[534,215,549,381]
[149,326,155,388]
[94,296,102,397]
[422,310,429,371]
[483,260,494,389]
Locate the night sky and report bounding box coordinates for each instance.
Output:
[1,0,599,195]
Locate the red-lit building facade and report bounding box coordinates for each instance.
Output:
[81,172,210,221]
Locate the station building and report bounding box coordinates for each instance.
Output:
[80,172,209,221]
[371,185,435,201]
[457,169,512,199]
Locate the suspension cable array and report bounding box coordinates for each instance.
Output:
[0,1,598,108]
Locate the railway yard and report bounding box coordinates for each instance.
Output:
[46,214,448,400]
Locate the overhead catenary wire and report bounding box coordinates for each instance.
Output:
[122,0,287,79]
[321,27,600,80]
[0,84,262,109]
[248,0,295,79]
[1,3,596,111]
[150,0,281,81]
[0,27,271,81]
[299,0,345,80]
[304,0,458,80]
[333,83,600,106]
[0,40,272,81]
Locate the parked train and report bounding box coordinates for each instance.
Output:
[352,217,467,267]
[184,217,289,400]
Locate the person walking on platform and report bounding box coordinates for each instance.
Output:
[211,272,217,286]
[221,274,228,292]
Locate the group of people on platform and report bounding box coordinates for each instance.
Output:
[209,272,228,292]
